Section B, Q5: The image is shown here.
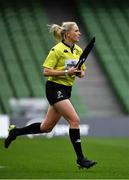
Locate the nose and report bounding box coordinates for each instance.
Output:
[78,31,81,36]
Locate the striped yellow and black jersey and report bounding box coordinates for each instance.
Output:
[42,41,86,86]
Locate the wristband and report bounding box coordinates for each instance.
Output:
[64,69,68,76]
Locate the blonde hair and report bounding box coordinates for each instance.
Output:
[48,22,77,42]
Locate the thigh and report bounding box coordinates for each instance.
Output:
[41,105,61,131]
[54,99,79,122]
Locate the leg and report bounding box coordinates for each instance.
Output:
[40,105,61,132]
[4,106,61,148]
[54,99,97,169]
[53,99,84,159]
[16,105,61,135]
[54,99,80,129]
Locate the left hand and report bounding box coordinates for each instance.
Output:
[76,69,85,78]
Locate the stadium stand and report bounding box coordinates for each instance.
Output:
[75,0,129,114]
[0,0,50,114]
[0,0,87,117]
[0,48,14,114]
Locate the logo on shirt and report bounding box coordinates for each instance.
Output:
[65,59,78,69]
[57,91,63,99]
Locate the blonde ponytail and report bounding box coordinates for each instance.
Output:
[48,24,65,42]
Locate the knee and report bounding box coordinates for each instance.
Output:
[40,125,53,133]
[44,128,53,133]
[69,116,80,128]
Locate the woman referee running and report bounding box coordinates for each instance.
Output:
[4,21,97,169]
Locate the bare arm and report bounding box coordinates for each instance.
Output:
[43,67,83,77]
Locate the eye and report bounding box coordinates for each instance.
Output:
[75,29,79,32]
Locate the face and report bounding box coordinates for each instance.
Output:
[66,25,81,43]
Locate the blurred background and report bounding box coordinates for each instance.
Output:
[0,0,129,138]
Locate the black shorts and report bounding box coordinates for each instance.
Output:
[45,81,72,105]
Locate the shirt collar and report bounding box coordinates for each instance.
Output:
[62,40,75,53]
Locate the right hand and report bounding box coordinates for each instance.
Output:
[67,67,81,76]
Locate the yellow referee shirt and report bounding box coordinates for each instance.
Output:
[42,41,86,86]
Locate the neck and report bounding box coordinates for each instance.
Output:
[63,39,74,48]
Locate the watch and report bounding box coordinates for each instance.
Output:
[64,69,68,76]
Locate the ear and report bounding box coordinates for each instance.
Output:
[64,32,70,39]
[66,31,70,37]
[64,34,67,39]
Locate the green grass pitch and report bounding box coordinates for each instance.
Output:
[0,137,129,179]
